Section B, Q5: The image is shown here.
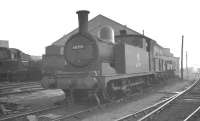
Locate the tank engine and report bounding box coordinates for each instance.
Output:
[41,10,179,103]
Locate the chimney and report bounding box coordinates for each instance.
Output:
[120,29,127,35]
[76,10,90,33]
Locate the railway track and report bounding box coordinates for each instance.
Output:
[116,79,200,121]
[0,92,174,121]
[114,95,177,121]
[0,82,43,96]
[0,78,193,121]
[0,103,65,121]
[0,87,44,97]
[0,81,182,121]
[0,82,41,91]
[0,81,39,86]
[52,94,177,121]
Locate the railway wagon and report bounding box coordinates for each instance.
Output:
[41,10,179,103]
[0,47,42,82]
[151,41,179,78]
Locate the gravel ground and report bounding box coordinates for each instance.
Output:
[81,79,194,121]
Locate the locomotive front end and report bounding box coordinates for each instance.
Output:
[42,10,101,90]
[62,10,99,89]
[41,10,115,104]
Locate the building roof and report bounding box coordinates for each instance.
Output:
[52,14,141,46]
[0,40,9,48]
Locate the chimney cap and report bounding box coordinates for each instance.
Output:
[76,10,90,14]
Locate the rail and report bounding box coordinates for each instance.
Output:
[0,82,41,91]
[183,104,200,121]
[0,88,44,96]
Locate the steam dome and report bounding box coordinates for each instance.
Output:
[98,26,115,43]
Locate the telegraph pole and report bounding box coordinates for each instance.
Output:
[181,35,184,80]
[186,51,188,79]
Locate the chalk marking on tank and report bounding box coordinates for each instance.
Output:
[136,53,142,68]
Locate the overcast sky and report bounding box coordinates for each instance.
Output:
[0,0,199,68]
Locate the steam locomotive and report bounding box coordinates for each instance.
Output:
[41,10,179,103]
[0,47,42,82]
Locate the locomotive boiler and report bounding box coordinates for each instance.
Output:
[41,10,179,103]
